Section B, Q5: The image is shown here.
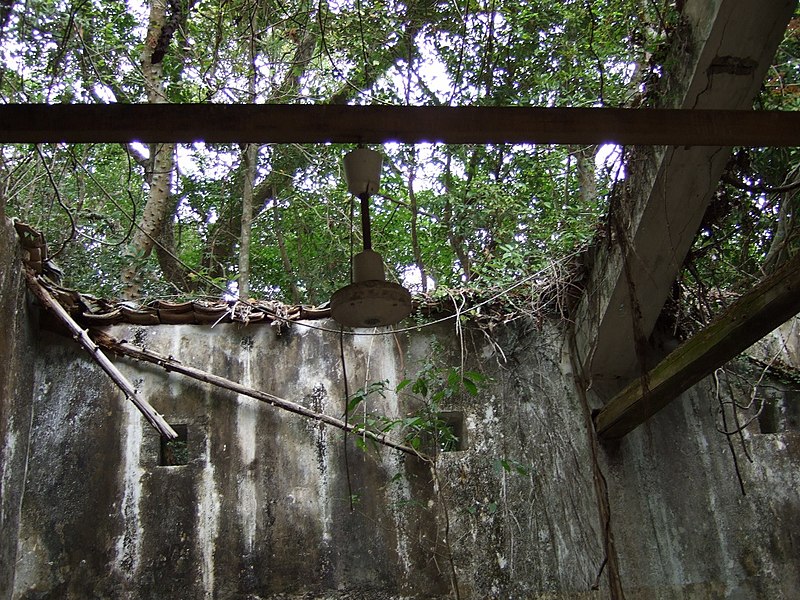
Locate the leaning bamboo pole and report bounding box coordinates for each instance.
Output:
[92,331,426,459]
[24,270,178,439]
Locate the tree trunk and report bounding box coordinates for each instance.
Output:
[443,151,471,282]
[121,0,175,300]
[155,202,200,294]
[237,4,261,300]
[762,184,799,275]
[408,154,427,292]
[239,143,257,299]
[577,145,598,205]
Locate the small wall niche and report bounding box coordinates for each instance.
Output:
[142,415,207,468]
[438,411,467,452]
[160,424,189,466]
[758,390,799,434]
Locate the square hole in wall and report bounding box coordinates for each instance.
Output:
[758,390,799,434]
[160,424,189,466]
[437,411,467,452]
[758,394,782,434]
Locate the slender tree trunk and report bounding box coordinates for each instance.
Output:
[408,153,427,292]
[239,144,257,300]
[156,201,199,294]
[238,7,260,300]
[443,151,471,282]
[577,145,598,205]
[763,183,799,275]
[121,0,175,300]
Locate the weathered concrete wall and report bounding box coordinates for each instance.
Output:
[11,323,439,598]
[602,362,800,598]
[9,316,607,599]
[0,218,38,600]
[2,224,799,598]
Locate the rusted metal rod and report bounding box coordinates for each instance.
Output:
[24,270,178,439]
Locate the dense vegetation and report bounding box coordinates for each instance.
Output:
[0,1,797,320]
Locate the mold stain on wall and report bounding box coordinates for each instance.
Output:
[235,334,257,555]
[197,414,220,599]
[113,395,144,581]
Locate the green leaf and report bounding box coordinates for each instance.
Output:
[347,394,364,412]
[464,370,486,383]
[447,368,460,388]
[463,378,478,396]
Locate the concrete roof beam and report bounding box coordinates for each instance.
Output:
[573,0,798,392]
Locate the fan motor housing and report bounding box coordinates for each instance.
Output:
[331,280,412,328]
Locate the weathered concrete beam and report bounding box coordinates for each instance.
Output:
[573,0,798,390]
[594,251,800,439]
[0,104,799,145]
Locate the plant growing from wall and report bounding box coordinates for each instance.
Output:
[346,364,485,456]
[344,360,487,600]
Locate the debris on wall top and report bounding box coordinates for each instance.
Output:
[12,219,585,332]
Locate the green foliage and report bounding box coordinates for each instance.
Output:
[346,379,390,413]
[640,11,800,332]
[678,10,800,322]
[1,1,795,308]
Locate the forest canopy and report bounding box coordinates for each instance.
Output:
[1,0,798,327]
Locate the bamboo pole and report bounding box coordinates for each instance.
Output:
[92,331,426,458]
[24,271,178,439]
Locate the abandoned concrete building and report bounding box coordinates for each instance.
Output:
[2,0,800,598]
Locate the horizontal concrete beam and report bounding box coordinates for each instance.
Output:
[0,104,799,145]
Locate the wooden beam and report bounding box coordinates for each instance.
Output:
[0,104,799,145]
[594,252,800,440]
